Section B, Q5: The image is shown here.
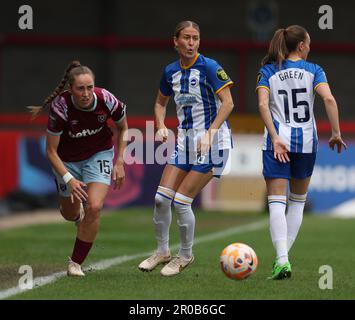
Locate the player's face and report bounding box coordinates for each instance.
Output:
[299,33,311,60]
[70,74,95,109]
[174,26,200,62]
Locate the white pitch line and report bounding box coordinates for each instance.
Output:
[0,219,267,300]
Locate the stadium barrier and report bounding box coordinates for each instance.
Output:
[0,114,354,216]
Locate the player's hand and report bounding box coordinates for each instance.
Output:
[329,134,347,153]
[273,138,290,163]
[157,127,169,143]
[68,179,88,203]
[113,163,125,190]
[197,130,214,155]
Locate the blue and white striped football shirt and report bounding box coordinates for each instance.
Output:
[160,53,233,150]
[256,59,328,153]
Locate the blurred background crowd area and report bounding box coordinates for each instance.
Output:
[0,0,354,217]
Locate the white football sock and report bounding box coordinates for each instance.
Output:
[153,186,175,256]
[286,192,307,252]
[173,192,195,259]
[268,195,288,265]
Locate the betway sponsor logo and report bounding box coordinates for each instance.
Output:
[68,126,103,138]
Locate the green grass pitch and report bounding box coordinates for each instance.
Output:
[0,208,354,300]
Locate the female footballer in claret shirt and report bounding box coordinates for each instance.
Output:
[29,61,128,276]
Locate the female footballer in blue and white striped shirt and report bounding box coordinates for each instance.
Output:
[256,25,347,280]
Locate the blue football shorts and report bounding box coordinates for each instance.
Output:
[168,144,231,178]
[262,150,317,180]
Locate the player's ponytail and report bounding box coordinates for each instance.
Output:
[261,25,308,69]
[28,60,82,119]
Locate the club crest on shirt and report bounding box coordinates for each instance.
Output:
[190,77,198,87]
[216,68,230,81]
[98,114,107,123]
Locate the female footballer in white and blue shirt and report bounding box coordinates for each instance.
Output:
[256,25,347,280]
[139,21,235,276]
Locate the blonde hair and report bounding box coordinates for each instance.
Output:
[261,25,308,68]
[28,60,94,118]
[174,20,200,38]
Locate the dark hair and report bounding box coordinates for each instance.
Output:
[174,20,200,38]
[28,60,95,118]
[261,25,308,68]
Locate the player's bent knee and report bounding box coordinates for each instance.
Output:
[155,186,175,208]
[154,194,163,207]
[155,194,172,208]
[82,210,101,224]
[85,202,103,216]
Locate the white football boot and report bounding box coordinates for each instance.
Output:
[138,251,171,272]
[67,258,85,277]
[160,255,194,277]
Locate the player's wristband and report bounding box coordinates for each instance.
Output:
[62,172,74,184]
[116,156,124,165]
